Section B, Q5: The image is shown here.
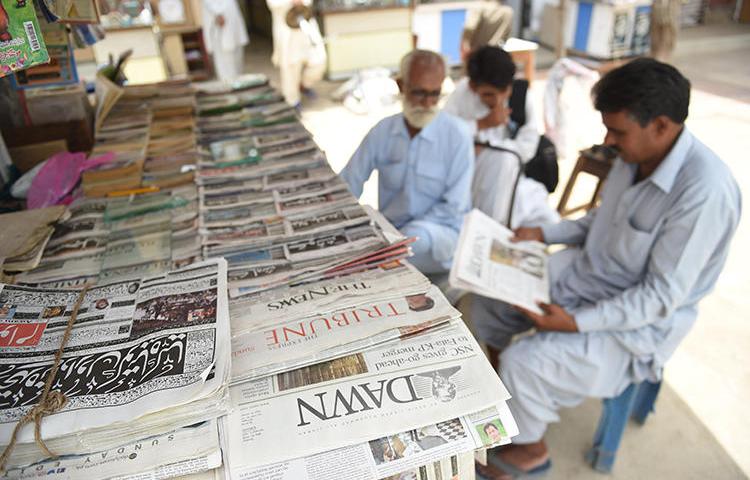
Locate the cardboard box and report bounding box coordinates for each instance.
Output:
[8,140,68,173]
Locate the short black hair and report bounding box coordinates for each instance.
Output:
[467,46,516,90]
[592,58,690,126]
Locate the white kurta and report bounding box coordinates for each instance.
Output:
[443,78,559,228]
[202,0,249,81]
[266,0,327,105]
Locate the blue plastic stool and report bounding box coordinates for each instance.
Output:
[585,380,662,473]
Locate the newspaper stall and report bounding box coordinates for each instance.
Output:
[0,76,520,480]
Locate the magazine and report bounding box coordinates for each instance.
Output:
[0,0,49,77]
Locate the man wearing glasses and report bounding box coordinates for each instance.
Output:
[340,50,474,276]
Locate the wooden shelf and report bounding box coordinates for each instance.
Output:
[180,29,213,80]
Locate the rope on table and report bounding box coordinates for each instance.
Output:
[0,285,91,473]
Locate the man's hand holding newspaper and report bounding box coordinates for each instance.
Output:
[450,209,551,315]
[509,226,578,331]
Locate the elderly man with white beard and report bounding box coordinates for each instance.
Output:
[340,50,474,276]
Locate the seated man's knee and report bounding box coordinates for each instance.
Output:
[499,340,533,379]
[401,225,452,274]
[471,296,530,351]
[401,224,431,251]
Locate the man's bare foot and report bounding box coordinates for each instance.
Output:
[496,440,550,471]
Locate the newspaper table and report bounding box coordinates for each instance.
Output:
[450,209,550,314]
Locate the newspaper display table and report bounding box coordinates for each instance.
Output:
[0,75,518,480]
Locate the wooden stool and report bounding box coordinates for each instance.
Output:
[557,145,616,217]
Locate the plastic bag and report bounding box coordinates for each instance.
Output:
[27,151,115,209]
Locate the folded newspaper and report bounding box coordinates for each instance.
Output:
[0,259,231,471]
[450,209,550,314]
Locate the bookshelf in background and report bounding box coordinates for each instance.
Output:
[181,28,212,81]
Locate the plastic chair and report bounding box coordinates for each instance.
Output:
[472,143,523,228]
[585,380,663,473]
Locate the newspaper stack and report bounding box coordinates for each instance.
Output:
[15,198,109,288]
[83,105,149,197]
[194,88,406,299]
[196,77,297,146]
[0,206,68,275]
[125,81,199,190]
[86,79,199,197]
[15,83,202,289]
[190,80,520,480]
[15,186,202,288]
[0,259,231,480]
[221,283,519,480]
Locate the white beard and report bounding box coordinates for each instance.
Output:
[402,98,439,129]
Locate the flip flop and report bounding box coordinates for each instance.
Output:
[486,450,552,478]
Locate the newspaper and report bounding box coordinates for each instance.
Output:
[197,124,309,150]
[45,215,109,250]
[201,201,365,233]
[22,188,201,286]
[100,231,172,271]
[201,205,370,250]
[197,155,332,185]
[226,237,413,302]
[202,137,317,168]
[215,225,390,296]
[0,260,230,462]
[222,320,510,469]
[196,91,282,116]
[230,285,460,381]
[387,452,477,480]
[200,178,349,211]
[2,421,222,480]
[228,262,431,335]
[222,403,516,480]
[450,209,549,314]
[40,235,108,264]
[206,188,362,229]
[198,164,334,194]
[15,253,105,285]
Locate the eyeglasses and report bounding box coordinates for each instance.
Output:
[407,88,441,101]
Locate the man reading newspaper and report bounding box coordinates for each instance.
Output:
[469,59,741,477]
[340,49,473,276]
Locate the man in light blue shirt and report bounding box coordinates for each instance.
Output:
[472,59,741,477]
[340,50,474,274]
